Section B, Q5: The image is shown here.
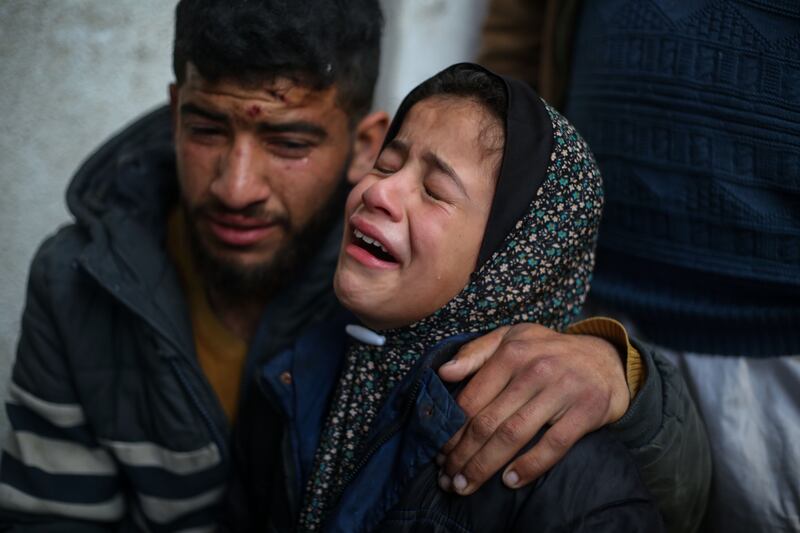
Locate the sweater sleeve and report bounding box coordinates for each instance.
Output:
[0,240,123,531]
[609,340,711,533]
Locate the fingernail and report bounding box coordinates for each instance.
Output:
[503,469,520,488]
[453,474,468,493]
[438,473,452,491]
[442,360,457,366]
[435,453,445,466]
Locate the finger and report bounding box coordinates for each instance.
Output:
[441,425,466,455]
[446,388,566,495]
[452,338,563,420]
[438,326,509,382]
[443,342,553,476]
[443,369,550,477]
[440,375,538,490]
[502,407,597,489]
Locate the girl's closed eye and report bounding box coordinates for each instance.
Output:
[373,149,403,175]
[423,175,455,203]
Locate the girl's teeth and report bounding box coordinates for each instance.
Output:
[354,227,390,256]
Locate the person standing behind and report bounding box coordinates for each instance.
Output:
[479,0,800,532]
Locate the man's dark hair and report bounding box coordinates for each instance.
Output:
[173,0,383,118]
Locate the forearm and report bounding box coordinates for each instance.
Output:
[610,341,711,533]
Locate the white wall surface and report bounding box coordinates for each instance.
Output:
[0,1,180,437]
[375,0,488,114]
[0,0,486,436]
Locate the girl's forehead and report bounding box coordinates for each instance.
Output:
[395,99,500,155]
[400,98,503,179]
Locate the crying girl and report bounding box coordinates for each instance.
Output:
[227,63,662,533]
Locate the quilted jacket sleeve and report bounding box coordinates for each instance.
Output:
[0,237,123,532]
[610,339,712,533]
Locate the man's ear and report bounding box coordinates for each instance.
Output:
[169,83,179,135]
[347,110,389,185]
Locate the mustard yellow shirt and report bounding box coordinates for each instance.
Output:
[167,210,248,423]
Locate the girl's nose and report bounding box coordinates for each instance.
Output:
[361,174,405,222]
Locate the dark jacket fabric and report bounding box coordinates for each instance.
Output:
[225,310,664,532]
[0,106,343,532]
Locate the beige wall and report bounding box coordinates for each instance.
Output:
[0,0,486,436]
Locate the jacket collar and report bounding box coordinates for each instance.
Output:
[68,106,193,355]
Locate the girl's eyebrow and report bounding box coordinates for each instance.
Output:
[388,138,468,198]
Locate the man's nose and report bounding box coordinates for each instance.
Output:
[210,136,271,210]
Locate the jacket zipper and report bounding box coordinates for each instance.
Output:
[256,375,301,522]
[80,258,230,463]
[282,427,300,522]
[168,357,228,459]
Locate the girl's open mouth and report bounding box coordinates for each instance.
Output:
[351,228,398,263]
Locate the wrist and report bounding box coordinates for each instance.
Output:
[567,317,646,400]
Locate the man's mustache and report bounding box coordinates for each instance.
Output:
[189,201,290,229]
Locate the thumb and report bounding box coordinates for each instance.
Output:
[438,326,510,382]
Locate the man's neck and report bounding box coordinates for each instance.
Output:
[206,286,268,342]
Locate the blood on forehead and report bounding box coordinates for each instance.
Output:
[184,64,336,110]
[259,79,329,107]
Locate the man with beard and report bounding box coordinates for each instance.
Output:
[0,0,706,530]
[0,1,387,529]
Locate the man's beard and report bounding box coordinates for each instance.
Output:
[183,177,349,304]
